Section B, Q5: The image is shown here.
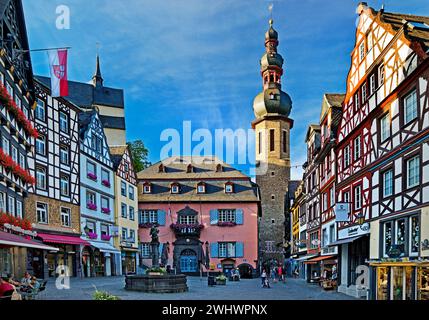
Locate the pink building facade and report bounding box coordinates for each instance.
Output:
[137,157,260,277]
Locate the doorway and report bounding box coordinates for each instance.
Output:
[179,249,198,273]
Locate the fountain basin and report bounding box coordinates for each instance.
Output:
[125,274,188,293]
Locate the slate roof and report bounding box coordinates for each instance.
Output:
[35,75,124,109]
[78,110,96,139]
[320,93,345,123]
[379,10,429,51]
[138,156,259,203]
[288,180,301,197]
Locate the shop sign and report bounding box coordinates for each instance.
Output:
[3,223,37,237]
[387,245,404,258]
[338,223,370,240]
[335,203,350,222]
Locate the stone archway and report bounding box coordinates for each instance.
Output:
[238,263,255,279]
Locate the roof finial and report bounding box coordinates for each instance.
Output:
[268,3,274,26]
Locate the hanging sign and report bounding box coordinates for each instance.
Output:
[335,203,350,222]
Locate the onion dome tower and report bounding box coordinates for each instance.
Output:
[252,18,294,267]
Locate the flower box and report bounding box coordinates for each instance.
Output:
[101,207,111,214]
[0,212,33,231]
[101,234,112,241]
[87,232,98,239]
[87,173,98,181]
[87,203,97,211]
[0,84,38,138]
[101,180,111,187]
[217,222,237,227]
[139,222,157,228]
[0,148,36,185]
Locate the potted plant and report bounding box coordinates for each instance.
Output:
[101,234,112,241]
[215,274,227,285]
[87,232,98,239]
[146,267,167,276]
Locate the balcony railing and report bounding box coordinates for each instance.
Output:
[170,223,204,237]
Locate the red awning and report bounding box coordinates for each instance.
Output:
[37,233,90,246]
[304,255,337,264]
[0,231,59,251]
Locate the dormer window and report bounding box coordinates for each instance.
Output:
[225,182,234,194]
[216,164,223,173]
[143,182,152,194]
[187,164,193,173]
[197,182,206,194]
[158,164,165,173]
[171,183,180,194]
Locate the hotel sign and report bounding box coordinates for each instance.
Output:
[338,223,370,240]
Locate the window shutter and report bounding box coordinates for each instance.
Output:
[210,243,218,258]
[235,242,244,258]
[210,209,218,225]
[157,210,166,226]
[235,209,244,225]
[159,243,164,257]
[138,210,143,224]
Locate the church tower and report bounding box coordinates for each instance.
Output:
[252,18,293,267]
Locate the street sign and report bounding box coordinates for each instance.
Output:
[335,203,350,222]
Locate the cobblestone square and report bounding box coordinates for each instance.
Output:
[41,276,359,300]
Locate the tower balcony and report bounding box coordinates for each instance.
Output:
[170,223,204,238]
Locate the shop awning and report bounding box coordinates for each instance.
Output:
[294,254,318,262]
[328,235,364,247]
[88,241,121,254]
[304,255,337,265]
[37,233,90,246]
[0,231,59,252]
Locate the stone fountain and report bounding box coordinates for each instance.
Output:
[124,225,188,293]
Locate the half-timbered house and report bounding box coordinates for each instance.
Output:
[0,0,53,278]
[110,145,139,275]
[25,78,88,279]
[302,124,322,281]
[79,110,120,277]
[313,94,344,287]
[336,3,429,300]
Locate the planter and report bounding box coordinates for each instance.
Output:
[87,232,98,239]
[101,180,111,187]
[87,203,97,211]
[217,222,237,227]
[101,208,111,214]
[101,235,112,241]
[216,280,227,285]
[87,173,97,181]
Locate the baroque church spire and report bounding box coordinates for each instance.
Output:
[253,17,292,119]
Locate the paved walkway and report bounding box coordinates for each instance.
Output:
[40,276,358,300]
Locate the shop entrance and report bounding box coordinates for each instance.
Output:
[391,266,414,300]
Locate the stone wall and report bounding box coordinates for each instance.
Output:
[25,194,81,235]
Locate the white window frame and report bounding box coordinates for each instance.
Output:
[380,113,391,142]
[121,181,127,197]
[121,203,127,218]
[143,184,151,194]
[369,74,376,96]
[218,209,236,223]
[86,161,96,176]
[59,112,68,133]
[171,184,179,194]
[60,175,69,196]
[60,146,69,165]
[36,167,46,190]
[19,153,25,169]
[101,196,110,211]
[404,90,418,125]
[383,169,393,198]
[378,64,385,87]
[16,200,22,219]
[86,190,96,206]
[36,135,46,156]
[0,192,5,212]
[36,202,48,224]
[354,185,362,210]
[225,184,233,194]
[11,145,18,163]
[141,243,150,258]
[344,145,350,168]
[354,136,361,161]
[61,207,71,227]
[8,196,15,216]
[197,184,205,194]
[2,136,9,155]
[406,155,420,189]
[129,185,134,200]
[35,99,45,121]
[129,206,135,221]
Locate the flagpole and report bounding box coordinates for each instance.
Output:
[15,47,71,53]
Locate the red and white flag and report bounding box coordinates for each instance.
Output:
[48,49,68,97]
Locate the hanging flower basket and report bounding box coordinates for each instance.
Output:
[170,223,205,232]
[101,207,111,214]
[0,148,36,185]
[87,173,97,181]
[0,84,38,138]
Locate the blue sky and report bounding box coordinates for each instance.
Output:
[23,0,429,179]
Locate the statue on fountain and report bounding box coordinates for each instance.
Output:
[150,224,160,268]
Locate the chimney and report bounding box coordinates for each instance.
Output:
[356,2,368,15]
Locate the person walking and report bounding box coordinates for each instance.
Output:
[261,269,267,288]
[278,266,284,282]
